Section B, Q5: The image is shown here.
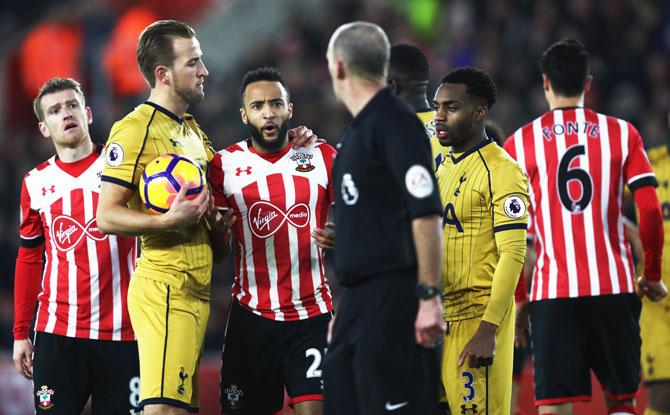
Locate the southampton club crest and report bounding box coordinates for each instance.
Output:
[291,152,315,172]
[223,384,244,409]
[36,385,55,410]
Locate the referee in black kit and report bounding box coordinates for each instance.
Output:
[323,21,445,415]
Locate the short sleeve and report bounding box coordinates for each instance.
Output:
[18,177,44,247]
[101,119,147,189]
[378,112,442,218]
[491,160,529,233]
[624,123,657,192]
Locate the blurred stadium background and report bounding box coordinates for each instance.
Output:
[0,0,667,413]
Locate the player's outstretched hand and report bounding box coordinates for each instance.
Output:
[514,300,530,348]
[637,276,668,302]
[458,321,497,369]
[164,182,209,229]
[288,126,324,149]
[13,339,34,379]
[312,222,336,251]
[415,297,446,348]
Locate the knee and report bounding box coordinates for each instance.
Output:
[647,382,670,412]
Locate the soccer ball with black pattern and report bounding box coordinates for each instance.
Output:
[139,154,204,214]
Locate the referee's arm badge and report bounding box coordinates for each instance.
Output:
[405,164,434,198]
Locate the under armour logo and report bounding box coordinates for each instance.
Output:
[235,166,252,176]
[460,403,478,414]
[42,185,55,196]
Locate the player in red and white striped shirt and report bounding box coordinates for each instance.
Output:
[209,67,333,415]
[13,78,139,414]
[504,39,666,415]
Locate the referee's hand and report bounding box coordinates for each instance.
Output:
[415,297,446,348]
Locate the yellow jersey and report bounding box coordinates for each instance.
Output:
[101,102,215,300]
[437,139,529,322]
[648,145,670,284]
[417,110,448,171]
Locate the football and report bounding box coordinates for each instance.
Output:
[139,154,204,214]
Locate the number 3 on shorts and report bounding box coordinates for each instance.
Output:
[305,348,323,378]
[461,371,475,402]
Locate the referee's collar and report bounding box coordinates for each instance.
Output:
[351,87,394,127]
[449,138,494,164]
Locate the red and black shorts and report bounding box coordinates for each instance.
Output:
[32,331,140,414]
[220,300,330,415]
[530,293,641,406]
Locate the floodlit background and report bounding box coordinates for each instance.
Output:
[0,0,668,413]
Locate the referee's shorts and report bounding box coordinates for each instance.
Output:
[323,270,442,415]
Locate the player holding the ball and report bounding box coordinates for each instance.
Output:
[97,20,229,415]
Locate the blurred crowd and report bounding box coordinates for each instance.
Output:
[0,0,668,351]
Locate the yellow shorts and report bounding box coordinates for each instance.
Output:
[128,276,210,412]
[442,305,514,415]
[640,294,670,383]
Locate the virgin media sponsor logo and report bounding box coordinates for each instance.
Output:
[50,216,107,252]
[248,201,310,238]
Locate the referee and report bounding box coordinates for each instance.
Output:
[323,22,445,415]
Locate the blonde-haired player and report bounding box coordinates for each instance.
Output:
[96,20,230,415]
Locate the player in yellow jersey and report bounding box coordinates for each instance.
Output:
[388,43,447,170]
[434,67,529,414]
[641,141,670,415]
[96,20,232,415]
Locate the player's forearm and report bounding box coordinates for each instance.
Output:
[482,229,526,326]
[97,202,170,236]
[634,186,663,281]
[412,214,442,287]
[97,182,174,236]
[13,246,44,340]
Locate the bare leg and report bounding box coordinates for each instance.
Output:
[143,403,188,415]
[538,403,573,415]
[293,400,323,415]
[646,382,670,414]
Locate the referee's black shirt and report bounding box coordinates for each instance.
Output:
[332,88,442,286]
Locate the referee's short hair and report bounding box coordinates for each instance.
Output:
[390,44,429,83]
[330,21,389,83]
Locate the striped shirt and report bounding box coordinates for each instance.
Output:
[504,107,657,301]
[18,146,136,340]
[209,140,334,321]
